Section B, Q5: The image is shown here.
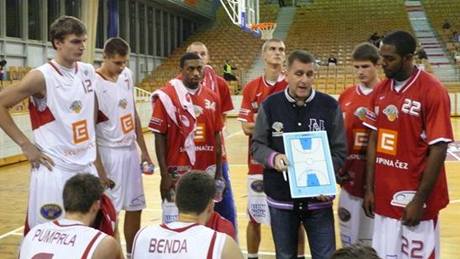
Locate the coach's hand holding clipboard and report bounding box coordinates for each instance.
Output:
[273,154,289,181]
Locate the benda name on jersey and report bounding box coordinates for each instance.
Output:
[376,157,408,170]
[149,238,188,254]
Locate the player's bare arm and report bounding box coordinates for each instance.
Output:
[155,132,172,200]
[92,236,124,259]
[402,142,448,226]
[221,235,244,259]
[215,131,223,179]
[363,130,377,218]
[134,109,152,164]
[241,121,255,136]
[0,70,54,170]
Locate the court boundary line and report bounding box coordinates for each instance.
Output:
[0,226,23,241]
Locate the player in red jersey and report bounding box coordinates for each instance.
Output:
[239,39,305,259]
[363,31,453,259]
[337,42,380,247]
[149,52,223,223]
[186,42,237,229]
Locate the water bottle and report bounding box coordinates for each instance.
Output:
[166,188,176,202]
[141,161,155,175]
[213,178,226,203]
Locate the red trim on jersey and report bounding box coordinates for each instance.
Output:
[48,61,79,76]
[96,110,109,123]
[52,220,84,227]
[48,61,64,76]
[23,213,30,236]
[159,223,200,233]
[205,211,236,240]
[131,227,148,256]
[206,231,218,259]
[96,71,109,81]
[81,231,103,259]
[29,99,56,130]
[390,67,421,93]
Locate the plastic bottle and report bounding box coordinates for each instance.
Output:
[166,188,176,202]
[141,161,155,175]
[213,178,226,203]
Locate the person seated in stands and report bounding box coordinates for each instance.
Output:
[416,47,428,60]
[452,31,460,43]
[442,19,451,31]
[328,55,338,66]
[223,60,238,81]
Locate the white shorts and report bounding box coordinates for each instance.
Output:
[247,174,270,225]
[372,214,440,259]
[338,189,373,246]
[100,145,146,212]
[27,164,97,230]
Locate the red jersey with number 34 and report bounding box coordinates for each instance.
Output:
[363,68,453,220]
[338,85,374,198]
[149,85,223,172]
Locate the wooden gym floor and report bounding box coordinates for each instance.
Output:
[1,117,459,258]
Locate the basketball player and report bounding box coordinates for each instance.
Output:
[149,53,223,224]
[95,37,152,256]
[337,42,380,247]
[0,16,110,233]
[19,174,122,259]
[186,42,237,228]
[239,39,306,259]
[363,31,453,258]
[131,172,243,259]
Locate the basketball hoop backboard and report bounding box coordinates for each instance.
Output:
[219,0,259,30]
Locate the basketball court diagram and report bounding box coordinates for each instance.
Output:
[290,137,331,187]
[283,131,337,198]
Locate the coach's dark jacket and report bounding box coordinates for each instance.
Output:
[252,88,346,206]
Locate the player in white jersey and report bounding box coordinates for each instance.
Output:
[95,37,152,256]
[132,173,242,259]
[20,174,122,259]
[0,16,111,233]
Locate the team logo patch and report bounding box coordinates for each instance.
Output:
[193,105,203,117]
[83,69,89,76]
[308,118,325,131]
[69,100,82,113]
[251,101,258,110]
[40,204,63,220]
[250,180,264,193]
[118,98,128,109]
[383,105,398,122]
[120,114,134,133]
[338,207,351,222]
[353,107,367,120]
[72,120,89,144]
[272,122,284,137]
